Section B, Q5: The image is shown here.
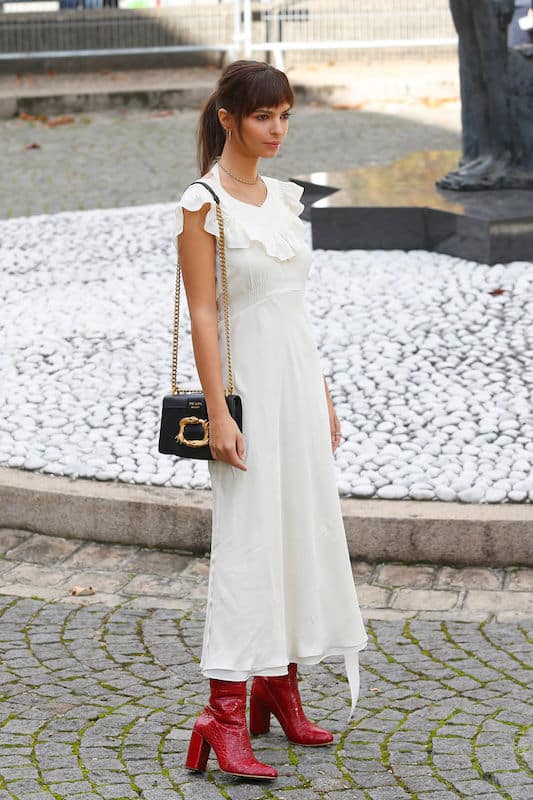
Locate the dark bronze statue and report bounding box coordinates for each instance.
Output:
[437,0,533,190]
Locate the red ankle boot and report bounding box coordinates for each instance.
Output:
[185,679,278,779]
[249,663,334,746]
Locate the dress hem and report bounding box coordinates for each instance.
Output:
[201,638,368,723]
[199,637,368,679]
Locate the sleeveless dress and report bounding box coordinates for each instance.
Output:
[174,161,368,719]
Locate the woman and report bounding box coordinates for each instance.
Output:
[175,59,367,781]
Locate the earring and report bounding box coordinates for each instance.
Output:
[226,128,232,140]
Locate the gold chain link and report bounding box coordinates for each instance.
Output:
[171,189,234,397]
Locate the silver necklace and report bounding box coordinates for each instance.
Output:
[218,159,259,185]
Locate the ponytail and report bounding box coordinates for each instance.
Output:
[197,92,225,176]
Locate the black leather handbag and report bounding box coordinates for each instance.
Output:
[158,181,243,460]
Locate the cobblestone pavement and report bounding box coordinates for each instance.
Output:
[0,100,461,219]
[0,529,532,800]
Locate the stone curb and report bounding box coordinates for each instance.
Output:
[6,85,211,118]
[0,77,459,119]
[1,466,532,567]
[0,82,350,119]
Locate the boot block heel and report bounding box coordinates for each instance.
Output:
[185,728,211,771]
[249,694,271,735]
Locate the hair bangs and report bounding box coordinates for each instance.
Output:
[239,68,294,117]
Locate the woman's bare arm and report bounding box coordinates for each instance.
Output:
[178,203,227,418]
[177,203,247,469]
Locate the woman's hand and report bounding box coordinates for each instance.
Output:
[323,376,341,453]
[208,412,247,470]
[327,396,342,453]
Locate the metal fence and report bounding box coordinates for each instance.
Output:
[247,0,457,68]
[0,0,458,67]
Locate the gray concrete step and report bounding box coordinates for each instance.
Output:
[2,466,532,568]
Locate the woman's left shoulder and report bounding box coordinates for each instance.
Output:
[267,176,305,215]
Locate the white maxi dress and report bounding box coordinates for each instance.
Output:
[174,161,368,718]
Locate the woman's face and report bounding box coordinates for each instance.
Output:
[235,102,292,158]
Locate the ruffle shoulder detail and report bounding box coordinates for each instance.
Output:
[173,177,307,262]
[278,179,305,217]
[173,182,219,250]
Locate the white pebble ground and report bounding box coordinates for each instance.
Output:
[1,204,533,503]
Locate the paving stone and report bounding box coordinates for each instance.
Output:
[450,778,504,795]
[506,568,533,591]
[494,610,533,622]
[0,528,35,554]
[94,784,139,799]
[120,574,187,596]
[392,589,459,611]
[40,767,86,782]
[348,771,397,788]
[0,779,44,793]
[367,786,413,799]
[435,567,502,591]
[0,765,40,780]
[362,608,418,621]
[62,541,140,571]
[58,590,128,607]
[121,549,191,578]
[4,533,84,565]
[376,563,437,588]
[464,590,533,612]
[181,557,210,580]
[415,609,490,622]
[180,778,223,800]
[56,569,136,594]
[351,561,378,582]
[0,563,76,587]
[124,595,195,611]
[354,584,392,608]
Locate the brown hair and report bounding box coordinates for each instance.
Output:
[197,60,294,176]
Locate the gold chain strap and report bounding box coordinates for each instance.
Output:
[171,188,234,397]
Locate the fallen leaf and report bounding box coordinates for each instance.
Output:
[46,115,75,127]
[332,102,366,110]
[420,96,459,107]
[488,288,506,296]
[25,142,41,149]
[20,112,49,123]
[70,585,96,596]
